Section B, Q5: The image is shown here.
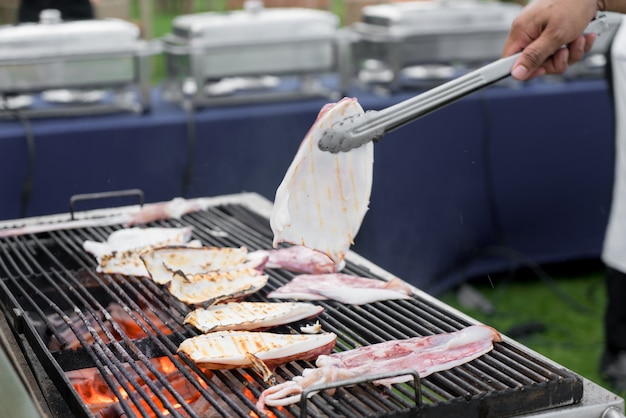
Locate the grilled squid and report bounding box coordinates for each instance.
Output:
[178,330,337,371]
[184,302,324,332]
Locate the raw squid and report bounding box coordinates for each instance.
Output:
[178,330,337,370]
[256,325,502,414]
[83,227,200,277]
[184,302,324,332]
[123,197,205,226]
[140,246,251,285]
[249,245,341,274]
[168,268,268,305]
[266,273,413,304]
[270,97,374,266]
[0,197,205,238]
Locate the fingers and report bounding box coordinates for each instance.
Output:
[502,0,599,81]
[547,48,570,74]
[566,35,588,65]
[512,48,568,81]
[582,32,598,54]
[510,34,596,81]
[510,48,555,81]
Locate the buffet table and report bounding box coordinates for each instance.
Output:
[0,76,615,294]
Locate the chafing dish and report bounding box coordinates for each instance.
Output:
[160,1,350,107]
[0,9,159,118]
[350,0,522,90]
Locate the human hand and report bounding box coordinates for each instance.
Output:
[502,0,599,80]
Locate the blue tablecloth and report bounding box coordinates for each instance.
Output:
[355,78,615,294]
[0,76,615,294]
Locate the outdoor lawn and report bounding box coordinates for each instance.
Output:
[437,259,619,396]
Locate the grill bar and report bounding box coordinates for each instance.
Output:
[0,196,587,418]
[299,368,422,418]
[9,270,189,417]
[0,233,257,417]
[55,272,196,417]
[49,234,257,417]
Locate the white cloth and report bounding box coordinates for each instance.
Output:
[603,16,626,272]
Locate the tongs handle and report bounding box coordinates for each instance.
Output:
[371,53,520,132]
[318,53,520,153]
[318,12,609,153]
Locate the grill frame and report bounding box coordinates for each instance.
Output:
[0,192,622,418]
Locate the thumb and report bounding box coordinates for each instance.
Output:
[510,37,561,80]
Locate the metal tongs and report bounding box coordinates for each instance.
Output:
[318,15,609,153]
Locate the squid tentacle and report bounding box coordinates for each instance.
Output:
[256,365,364,415]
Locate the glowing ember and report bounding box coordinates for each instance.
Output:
[68,356,210,417]
[58,306,282,416]
[243,374,279,418]
[48,303,173,351]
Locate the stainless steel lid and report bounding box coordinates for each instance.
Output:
[0,10,143,59]
[355,0,521,37]
[168,2,339,46]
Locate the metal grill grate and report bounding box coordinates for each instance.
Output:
[0,199,583,418]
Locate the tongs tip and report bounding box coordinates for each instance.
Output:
[318,112,383,153]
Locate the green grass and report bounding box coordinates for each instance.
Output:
[437,260,623,396]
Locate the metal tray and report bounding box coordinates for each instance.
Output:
[160,3,347,107]
[350,0,522,90]
[0,11,159,115]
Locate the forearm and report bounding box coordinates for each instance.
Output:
[598,0,626,14]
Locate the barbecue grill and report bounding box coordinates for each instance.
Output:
[0,192,623,418]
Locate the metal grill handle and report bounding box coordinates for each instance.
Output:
[69,189,144,220]
[298,368,422,418]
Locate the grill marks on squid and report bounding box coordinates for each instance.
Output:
[270,97,374,266]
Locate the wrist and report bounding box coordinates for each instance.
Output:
[598,0,626,12]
